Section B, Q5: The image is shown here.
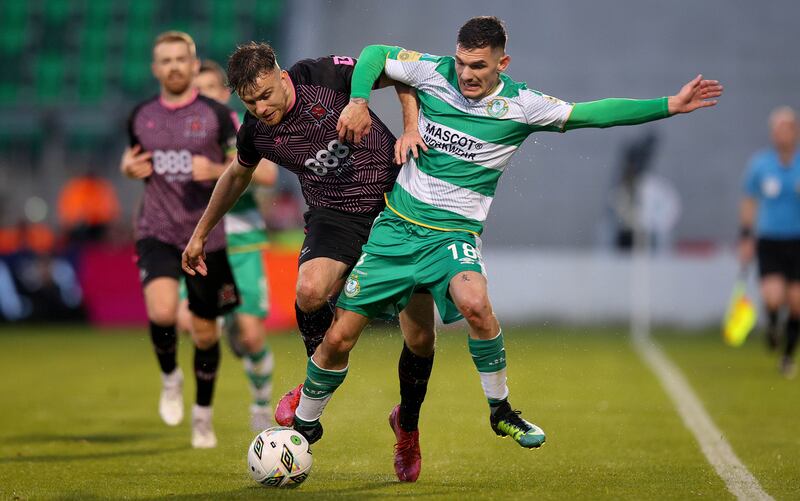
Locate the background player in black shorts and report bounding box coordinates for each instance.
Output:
[182,42,433,481]
[739,106,800,378]
[120,31,240,448]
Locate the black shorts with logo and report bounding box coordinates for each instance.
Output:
[135,237,240,319]
[298,206,379,277]
[757,238,800,281]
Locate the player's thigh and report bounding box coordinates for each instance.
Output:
[448,270,491,315]
[136,238,182,323]
[143,277,180,324]
[297,257,349,299]
[230,251,269,318]
[399,292,436,356]
[421,234,487,325]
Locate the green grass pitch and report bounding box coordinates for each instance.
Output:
[0,324,797,499]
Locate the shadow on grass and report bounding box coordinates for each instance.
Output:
[2,432,166,445]
[147,481,450,500]
[0,445,187,464]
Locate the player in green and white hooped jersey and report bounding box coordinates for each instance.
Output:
[290,16,723,451]
[195,60,279,431]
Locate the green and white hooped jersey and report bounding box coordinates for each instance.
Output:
[383,47,574,235]
[224,190,269,254]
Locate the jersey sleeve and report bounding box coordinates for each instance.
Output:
[742,154,762,197]
[383,46,444,88]
[350,45,443,99]
[203,97,238,158]
[236,113,261,168]
[289,56,362,95]
[518,89,574,132]
[126,104,143,147]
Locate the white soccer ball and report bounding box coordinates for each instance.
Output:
[247,426,313,488]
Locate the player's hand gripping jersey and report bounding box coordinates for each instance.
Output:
[351,46,670,235]
[128,91,238,251]
[236,56,399,215]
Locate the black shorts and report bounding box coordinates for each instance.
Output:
[135,238,240,319]
[757,238,800,281]
[298,207,379,277]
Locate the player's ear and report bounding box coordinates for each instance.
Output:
[497,53,510,73]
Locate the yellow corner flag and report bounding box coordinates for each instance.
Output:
[722,278,757,347]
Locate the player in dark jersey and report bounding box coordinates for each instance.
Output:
[121,31,240,449]
[182,42,433,481]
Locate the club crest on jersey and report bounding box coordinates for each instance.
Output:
[306,101,331,125]
[397,50,422,62]
[184,116,208,138]
[344,273,360,298]
[486,98,509,118]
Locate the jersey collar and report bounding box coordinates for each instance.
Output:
[159,88,199,110]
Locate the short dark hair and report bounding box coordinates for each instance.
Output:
[227,42,278,95]
[199,59,226,86]
[457,16,507,50]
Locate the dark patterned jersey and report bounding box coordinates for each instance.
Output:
[128,90,238,251]
[236,56,399,215]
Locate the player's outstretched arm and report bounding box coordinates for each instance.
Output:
[667,74,723,114]
[182,159,254,276]
[564,75,723,131]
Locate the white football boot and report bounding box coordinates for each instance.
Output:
[159,368,184,426]
[191,404,217,449]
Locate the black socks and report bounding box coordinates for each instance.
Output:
[194,342,220,407]
[398,343,434,432]
[149,321,177,374]
[295,298,336,357]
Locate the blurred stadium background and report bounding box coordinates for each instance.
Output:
[2,1,799,499]
[1,0,798,326]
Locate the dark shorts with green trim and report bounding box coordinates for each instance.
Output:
[337,209,485,324]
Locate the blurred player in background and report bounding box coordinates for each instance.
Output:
[120,31,239,448]
[179,59,280,430]
[182,42,433,482]
[739,106,800,378]
[303,15,723,453]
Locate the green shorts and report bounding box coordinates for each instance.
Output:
[337,210,485,324]
[180,249,269,318]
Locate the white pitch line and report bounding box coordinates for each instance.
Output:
[630,240,773,501]
[632,335,773,501]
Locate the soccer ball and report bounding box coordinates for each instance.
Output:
[247,426,313,488]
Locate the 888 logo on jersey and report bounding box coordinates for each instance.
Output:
[304,140,351,176]
[153,149,193,182]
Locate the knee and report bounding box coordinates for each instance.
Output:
[404,326,436,356]
[458,296,492,326]
[239,326,264,353]
[192,321,218,350]
[149,306,177,327]
[296,279,328,312]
